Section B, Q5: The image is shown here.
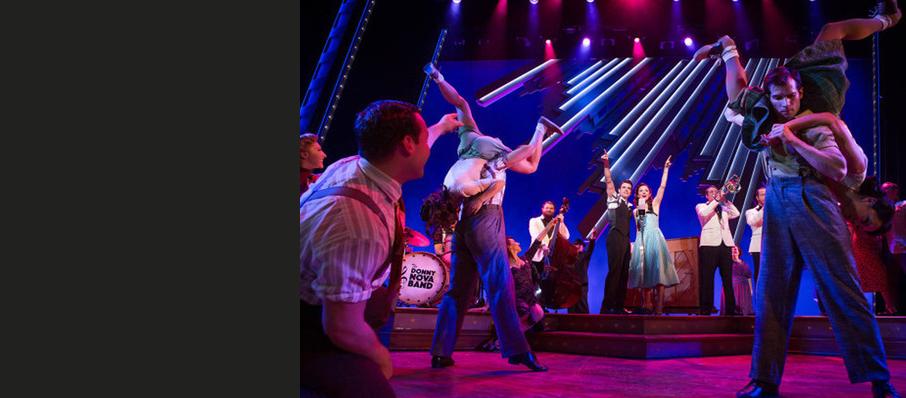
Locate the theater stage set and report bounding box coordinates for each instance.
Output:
[302,0,906,396]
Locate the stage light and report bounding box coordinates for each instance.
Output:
[582,37,591,47]
[453,0,461,3]
[634,37,640,43]
[586,0,594,3]
[545,39,551,44]
[530,0,538,4]
[684,37,693,47]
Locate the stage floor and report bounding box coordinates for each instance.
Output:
[390,351,906,397]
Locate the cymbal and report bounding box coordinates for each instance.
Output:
[403,228,431,247]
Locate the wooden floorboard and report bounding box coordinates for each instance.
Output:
[390,352,906,398]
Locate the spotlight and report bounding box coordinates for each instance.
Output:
[633,37,640,43]
[545,39,552,44]
[530,0,538,4]
[582,37,591,47]
[684,37,693,47]
[453,0,461,3]
[586,0,594,3]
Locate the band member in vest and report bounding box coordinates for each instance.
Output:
[696,185,740,316]
[300,101,461,397]
[598,150,634,314]
[300,133,327,196]
[529,200,571,277]
[745,187,766,283]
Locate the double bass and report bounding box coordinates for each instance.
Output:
[524,197,581,309]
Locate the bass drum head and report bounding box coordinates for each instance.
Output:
[399,252,449,306]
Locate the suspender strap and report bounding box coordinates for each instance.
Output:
[302,186,389,230]
[301,185,405,329]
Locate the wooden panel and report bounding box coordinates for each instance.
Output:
[625,236,701,311]
[529,331,753,359]
[541,313,749,335]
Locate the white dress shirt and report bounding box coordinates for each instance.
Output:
[744,206,763,253]
[528,215,570,262]
[603,192,633,223]
[696,200,740,247]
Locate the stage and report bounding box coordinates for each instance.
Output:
[389,352,906,398]
[383,308,906,397]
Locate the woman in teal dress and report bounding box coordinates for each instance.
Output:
[628,156,679,315]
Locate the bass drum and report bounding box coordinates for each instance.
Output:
[399,252,449,306]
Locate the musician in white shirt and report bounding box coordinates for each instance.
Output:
[696,185,740,315]
[745,187,766,283]
[528,201,570,275]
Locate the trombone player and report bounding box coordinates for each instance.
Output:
[695,177,742,316]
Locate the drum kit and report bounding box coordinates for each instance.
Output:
[399,228,449,306]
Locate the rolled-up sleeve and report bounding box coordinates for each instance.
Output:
[313,237,389,303]
[304,199,392,303]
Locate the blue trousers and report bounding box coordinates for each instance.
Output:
[431,205,530,358]
[751,176,890,385]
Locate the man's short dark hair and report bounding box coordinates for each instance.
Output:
[762,66,802,92]
[354,100,422,161]
[619,179,633,188]
[300,133,318,152]
[542,200,555,208]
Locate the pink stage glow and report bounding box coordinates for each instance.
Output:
[632,39,645,59]
[544,40,556,59]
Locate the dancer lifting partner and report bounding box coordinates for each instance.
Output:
[695,2,902,396]
[426,63,559,372]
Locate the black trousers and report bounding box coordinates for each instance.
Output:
[699,244,736,315]
[601,232,631,313]
[301,303,396,398]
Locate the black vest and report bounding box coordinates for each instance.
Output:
[610,199,631,237]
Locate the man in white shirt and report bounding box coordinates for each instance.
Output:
[528,201,570,276]
[696,185,740,316]
[745,187,766,283]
